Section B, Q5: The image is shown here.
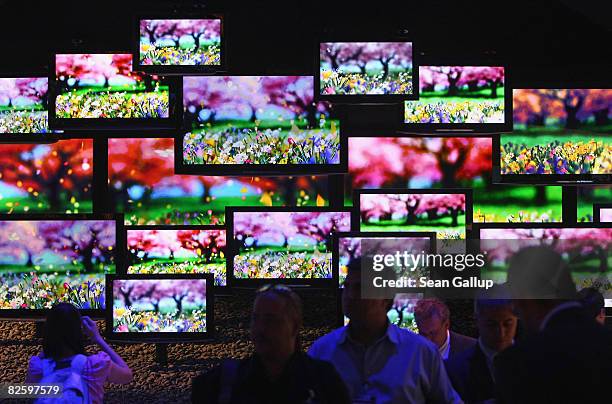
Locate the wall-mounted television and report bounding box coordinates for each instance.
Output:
[49,52,180,131]
[106,273,213,341]
[316,40,417,102]
[594,203,612,223]
[126,225,227,287]
[108,137,330,225]
[346,135,562,222]
[495,88,612,184]
[0,75,49,138]
[402,64,510,133]
[177,75,346,175]
[136,14,223,74]
[475,223,611,303]
[0,139,93,214]
[333,231,435,287]
[354,189,472,239]
[0,214,120,318]
[227,207,352,286]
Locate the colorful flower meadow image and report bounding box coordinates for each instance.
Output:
[233,211,351,279]
[112,279,207,333]
[502,89,612,175]
[344,293,422,332]
[108,138,329,225]
[0,139,93,214]
[338,236,432,285]
[347,137,562,223]
[319,42,413,95]
[0,77,48,134]
[55,54,170,119]
[139,19,221,66]
[127,229,226,286]
[359,193,467,239]
[404,66,505,123]
[0,220,116,310]
[479,227,612,294]
[182,76,341,166]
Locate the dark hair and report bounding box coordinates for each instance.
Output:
[474,284,515,315]
[345,257,395,311]
[414,298,450,324]
[577,287,604,319]
[42,303,86,360]
[255,284,303,350]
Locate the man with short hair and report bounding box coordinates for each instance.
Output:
[191,284,350,404]
[308,258,462,403]
[414,298,476,360]
[445,285,518,403]
[494,246,612,404]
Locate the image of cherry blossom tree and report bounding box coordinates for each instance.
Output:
[0,77,48,134]
[139,19,221,66]
[404,65,505,124]
[0,139,93,213]
[113,278,207,333]
[319,42,413,95]
[233,211,351,279]
[182,76,340,166]
[54,53,170,119]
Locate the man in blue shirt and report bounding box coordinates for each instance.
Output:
[308,258,462,404]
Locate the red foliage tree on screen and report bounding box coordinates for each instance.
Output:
[0,139,93,211]
[176,229,226,263]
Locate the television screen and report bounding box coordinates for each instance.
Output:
[336,233,434,285]
[127,227,227,286]
[318,42,414,97]
[0,139,93,214]
[403,65,506,129]
[0,218,116,311]
[139,18,221,67]
[477,224,611,294]
[108,138,329,225]
[52,53,176,127]
[111,276,209,333]
[577,186,612,221]
[342,292,422,332]
[357,190,470,239]
[594,204,612,223]
[347,136,562,222]
[498,89,612,182]
[230,209,351,280]
[180,76,343,173]
[0,77,49,134]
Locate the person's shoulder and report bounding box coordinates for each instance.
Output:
[309,327,347,352]
[445,343,477,371]
[392,325,436,348]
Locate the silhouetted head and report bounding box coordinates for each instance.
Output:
[414,298,450,348]
[250,284,303,362]
[474,285,517,352]
[342,257,392,329]
[578,287,606,326]
[43,303,86,360]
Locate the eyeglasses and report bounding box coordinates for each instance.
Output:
[256,284,294,294]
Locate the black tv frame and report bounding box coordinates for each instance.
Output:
[105,272,214,342]
[123,224,229,289]
[133,12,225,75]
[175,74,348,176]
[226,206,354,288]
[314,37,419,104]
[0,213,124,320]
[48,50,182,132]
[399,59,512,135]
[594,203,612,223]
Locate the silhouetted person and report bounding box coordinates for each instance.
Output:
[494,246,612,404]
[445,285,518,403]
[25,303,133,404]
[308,258,462,403]
[414,298,476,360]
[191,284,350,404]
[578,287,606,325]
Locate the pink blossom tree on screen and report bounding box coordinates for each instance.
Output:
[0,221,46,267]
